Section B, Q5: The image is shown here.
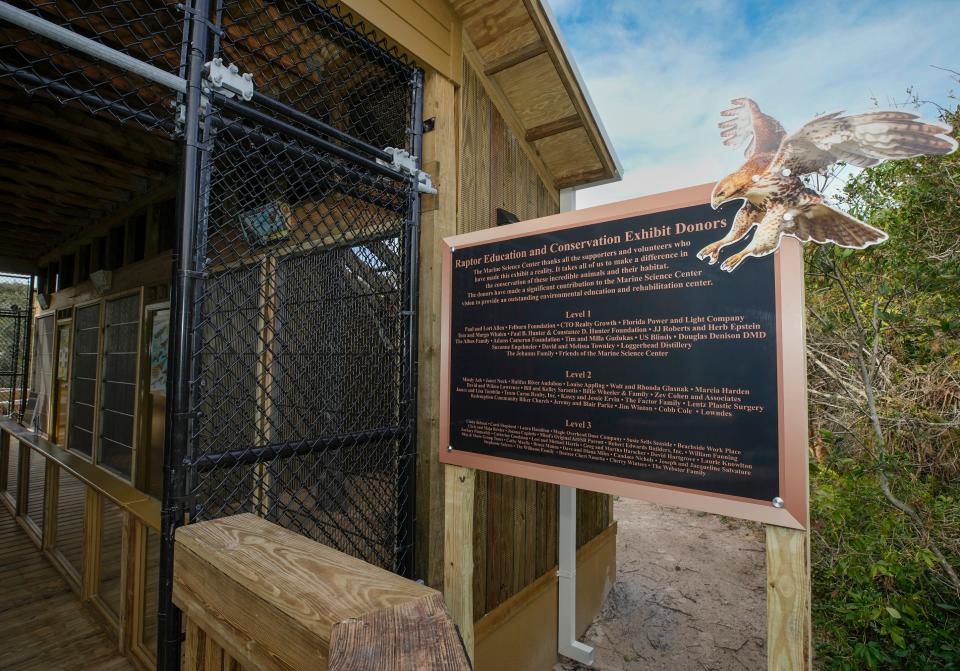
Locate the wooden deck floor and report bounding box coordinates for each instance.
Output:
[0,505,134,670]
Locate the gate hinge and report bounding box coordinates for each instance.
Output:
[203,58,254,102]
[380,147,437,195]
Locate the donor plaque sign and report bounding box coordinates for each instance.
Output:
[439,184,808,528]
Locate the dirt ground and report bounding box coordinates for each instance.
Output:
[555,498,767,671]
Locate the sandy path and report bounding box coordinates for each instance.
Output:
[556,498,767,671]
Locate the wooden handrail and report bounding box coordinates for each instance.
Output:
[0,417,160,529]
[173,513,470,671]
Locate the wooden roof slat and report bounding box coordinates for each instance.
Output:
[556,167,610,190]
[524,113,581,143]
[453,0,538,63]
[493,52,576,129]
[482,40,546,76]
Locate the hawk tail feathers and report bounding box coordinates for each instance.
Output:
[791,204,888,249]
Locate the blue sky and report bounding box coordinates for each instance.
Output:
[551,0,960,207]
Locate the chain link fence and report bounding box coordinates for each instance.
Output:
[0,274,32,420]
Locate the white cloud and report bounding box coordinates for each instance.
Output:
[558,0,960,206]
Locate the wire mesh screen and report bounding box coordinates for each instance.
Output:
[217,0,412,147]
[68,302,101,458]
[0,274,31,419]
[98,293,141,477]
[180,1,421,578]
[0,0,186,132]
[0,310,27,417]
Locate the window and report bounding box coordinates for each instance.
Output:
[67,303,101,458]
[97,294,141,478]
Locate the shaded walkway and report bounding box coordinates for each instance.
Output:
[0,505,133,671]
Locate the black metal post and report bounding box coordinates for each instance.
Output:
[157,0,210,667]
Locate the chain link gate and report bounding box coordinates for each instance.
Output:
[165,3,424,667]
[0,2,423,668]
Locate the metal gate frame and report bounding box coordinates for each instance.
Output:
[0,3,425,668]
[162,5,426,669]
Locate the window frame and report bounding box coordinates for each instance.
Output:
[63,287,145,484]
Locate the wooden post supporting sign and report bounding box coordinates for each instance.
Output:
[766,526,812,670]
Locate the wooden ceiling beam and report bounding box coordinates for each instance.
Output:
[524,114,582,143]
[483,41,547,77]
[0,208,82,233]
[0,129,168,180]
[0,196,96,226]
[0,167,132,204]
[5,150,150,191]
[0,178,116,210]
[0,97,177,162]
[0,224,58,245]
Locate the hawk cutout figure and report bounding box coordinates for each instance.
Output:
[698,98,957,271]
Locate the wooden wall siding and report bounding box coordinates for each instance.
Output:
[459,58,612,621]
[339,0,462,83]
[415,70,458,590]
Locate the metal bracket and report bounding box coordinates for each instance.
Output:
[203,58,254,102]
[379,147,438,195]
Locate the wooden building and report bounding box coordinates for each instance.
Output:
[0,1,622,669]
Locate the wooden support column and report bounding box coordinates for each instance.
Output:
[0,429,8,497]
[16,440,30,516]
[766,525,811,671]
[444,464,475,663]
[43,459,59,551]
[81,486,102,600]
[416,67,459,590]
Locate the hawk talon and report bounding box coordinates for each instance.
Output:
[697,244,722,265]
[720,252,749,272]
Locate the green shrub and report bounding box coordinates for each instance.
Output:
[811,460,960,670]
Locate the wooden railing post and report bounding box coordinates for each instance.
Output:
[766,525,812,670]
[443,463,475,663]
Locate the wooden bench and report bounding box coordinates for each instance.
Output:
[174,513,470,671]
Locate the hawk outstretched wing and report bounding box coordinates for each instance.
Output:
[717,98,786,158]
[771,110,957,175]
